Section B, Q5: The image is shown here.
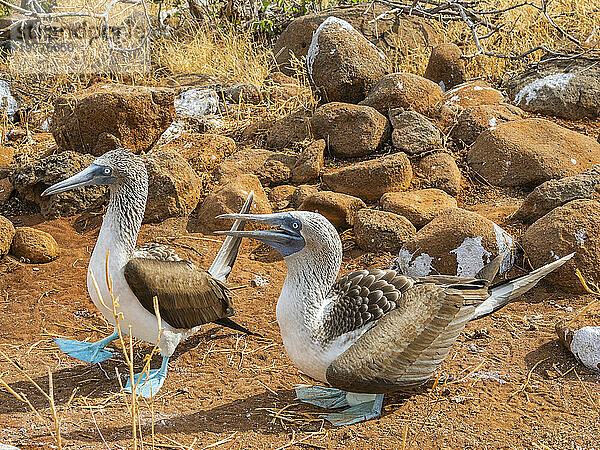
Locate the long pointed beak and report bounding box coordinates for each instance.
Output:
[42,164,106,196]
[215,213,293,244]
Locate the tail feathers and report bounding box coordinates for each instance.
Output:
[475,253,504,283]
[213,317,261,337]
[472,253,575,320]
[208,191,254,282]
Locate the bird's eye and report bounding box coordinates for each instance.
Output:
[104,168,111,175]
[292,222,299,229]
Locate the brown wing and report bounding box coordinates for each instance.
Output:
[124,258,235,330]
[325,282,490,394]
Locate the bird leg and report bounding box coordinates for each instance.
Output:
[124,355,169,398]
[54,329,119,364]
[295,385,384,426]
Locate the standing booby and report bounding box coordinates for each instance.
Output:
[42,148,255,398]
[217,211,574,426]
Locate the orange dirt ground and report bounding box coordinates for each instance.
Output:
[1,195,599,449]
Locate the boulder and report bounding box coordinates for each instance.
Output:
[273,4,441,75]
[10,151,105,219]
[392,208,514,277]
[300,191,366,229]
[442,80,504,111]
[214,148,297,186]
[0,177,12,205]
[11,227,59,263]
[292,139,325,184]
[507,62,600,119]
[266,109,311,150]
[143,149,202,223]
[0,79,19,120]
[360,73,443,118]
[291,184,319,208]
[521,199,600,293]
[390,108,442,155]
[175,87,219,118]
[307,17,388,103]
[451,103,525,145]
[354,209,416,253]
[381,188,457,228]
[468,118,600,188]
[323,152,413,202]
[513,165,600,223]
[263,72,309,104]
[52,83,175,156]
[423,43,466,91]
[222,83,261,104]
[412,152,461,196]
[177,133,237,177]
[311,102,390,158]
[269,184,296,210]
[189,174,272,234]
[0,215,15,256]
[0,145,14,166]
[556,304,600,373]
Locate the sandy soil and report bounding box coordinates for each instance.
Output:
[1,197,599,449]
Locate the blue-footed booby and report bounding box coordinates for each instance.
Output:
[217,211,574,426]
[42,148,255,398]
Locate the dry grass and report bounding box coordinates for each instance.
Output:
[153,24,272,86]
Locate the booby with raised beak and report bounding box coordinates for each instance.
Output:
[217,211,574,426]
[42,148,255,398]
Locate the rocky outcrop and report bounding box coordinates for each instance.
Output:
[10,151,105,219]
[11,226,59,263]
[506,62,600,120]
[468,119,600,188]
[214,148,297,187]
[306,17,388,103]
[381,188,457,228]
[392,208,514,277]
[143,149,201,223]
[423,43,466,91]
[522,199,600,293]
[412,152,461,196]
[273,4,441,75]
[52,83,175,156]
[354,209,416,253]
[451,103,525,146]
[442,80,504,111]
[0,214,14,256]
[292,140,325,184]
[360,73,443,118]
[266,109,311,150]
[300,191,365,229]
[323,152,413,202]
[311,103,390,158]
[513,165,600,223]
[189,174,272,234]
[390,108,442,155]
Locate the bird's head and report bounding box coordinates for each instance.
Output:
[42,148,146,196]
[216,210,340,259]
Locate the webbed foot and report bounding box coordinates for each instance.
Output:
[124,356,169,398]
[295,384,349,409]
[323,393,384,426]
[54,331,119,364]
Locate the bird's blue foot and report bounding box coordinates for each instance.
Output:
[323,393,385,426]
[54,330,119,364]
[124,356,169,398]
[296,385,384,426]
[295,384,349,409]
